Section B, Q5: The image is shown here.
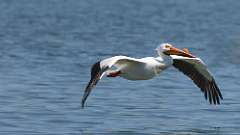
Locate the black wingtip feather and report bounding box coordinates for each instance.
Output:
[211,85,216,104]
[208,88,212,104]
[204,91,208,100]
[213,80,223,100]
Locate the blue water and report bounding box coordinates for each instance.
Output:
[0,0,240,134]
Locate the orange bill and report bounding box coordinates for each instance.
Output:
[164,46,196,58]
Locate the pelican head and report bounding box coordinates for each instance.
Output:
[156,43,195,58]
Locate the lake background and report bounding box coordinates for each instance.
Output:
[0,0,240,134]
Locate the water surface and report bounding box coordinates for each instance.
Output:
[0,0,240,134]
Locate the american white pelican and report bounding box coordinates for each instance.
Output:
[82,43,223,108]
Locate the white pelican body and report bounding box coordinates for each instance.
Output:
[82,43,223,108]
[100,56,170,80]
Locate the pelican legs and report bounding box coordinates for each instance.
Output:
[107,71,121,77]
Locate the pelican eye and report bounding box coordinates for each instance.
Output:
[165,44,171,48]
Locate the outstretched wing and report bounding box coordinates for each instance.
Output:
[82,56,145,108]
[81,61,107,108]
[171,55,223,104]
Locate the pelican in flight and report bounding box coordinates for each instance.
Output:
[82,43,223,108]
